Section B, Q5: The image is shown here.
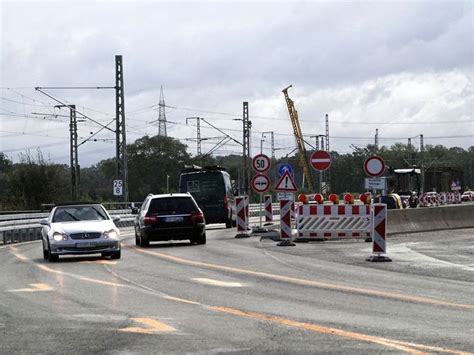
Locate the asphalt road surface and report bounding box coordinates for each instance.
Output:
[1,226,472,354]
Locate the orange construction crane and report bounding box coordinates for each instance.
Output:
[282,85,314,192]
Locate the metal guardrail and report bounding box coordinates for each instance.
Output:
[0,204,280,245]
[0,210,136,245]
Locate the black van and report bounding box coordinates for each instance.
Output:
[179,166,236,228]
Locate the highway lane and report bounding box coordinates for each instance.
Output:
[0,226,472,354]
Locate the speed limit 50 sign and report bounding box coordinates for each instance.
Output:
[252,154,271,173]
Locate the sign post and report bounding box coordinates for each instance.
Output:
[363,156,386,177]
[310,150,331,171]
[251,174,271,228]
[252,154,271,174]
[251,154,271,229]
[363,156,387,198]
[310,150,331,193]
[275,171,298,192]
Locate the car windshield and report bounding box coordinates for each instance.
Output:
[53,206,108,222]
[148,197,197,216]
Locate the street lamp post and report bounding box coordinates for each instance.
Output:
[167,175,170,193]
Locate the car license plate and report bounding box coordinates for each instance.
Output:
[79,242,96,248]
[165,216,183,223]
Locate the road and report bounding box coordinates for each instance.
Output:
[1,226,473,354]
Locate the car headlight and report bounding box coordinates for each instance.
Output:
[103,229,118,240]
[52,232,67,242]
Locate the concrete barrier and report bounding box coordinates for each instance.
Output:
[387,204,474,235]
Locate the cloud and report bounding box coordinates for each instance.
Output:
[1,1,472,165]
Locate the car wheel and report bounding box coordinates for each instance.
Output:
[139,236,149,248]
[134,226,140,246]
[111,250,121,259]
[193,232,206,245]
[46,241,59,262]
[42,240,49,260]
[225,213,232,228]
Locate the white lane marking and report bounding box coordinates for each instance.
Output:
[192,278,243,288]
[390,244,474,272]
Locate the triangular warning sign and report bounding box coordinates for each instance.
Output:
[275,171,298,192]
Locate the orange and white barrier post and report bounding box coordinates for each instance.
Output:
[235,196,250,238]
[264,194,273,222]
[367,204,391,262]
[277,199,295,246]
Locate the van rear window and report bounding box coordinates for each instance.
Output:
[180,173,224,195]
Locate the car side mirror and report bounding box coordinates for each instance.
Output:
[131,207,139,215]
[40,218,49,226]
[112,216,121,222]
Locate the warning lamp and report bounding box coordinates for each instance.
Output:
[298,194,308,204]
[314,193,324,204]
[343,193,354,204]
[360,192,371,205]
[329,193,339,204]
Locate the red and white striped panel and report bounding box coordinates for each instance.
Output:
[296,204,371,240]
[280,200,292,239]
[235,196,249,233]
[371,203,387,254]
[297,231,370,239]
[264,194,273,222]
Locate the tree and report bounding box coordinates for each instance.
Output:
[5,150,69,209]
[127,135,191,201]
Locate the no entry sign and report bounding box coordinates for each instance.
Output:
[364,156,386,177]
[251,174,271,193]
[310,150,331,171]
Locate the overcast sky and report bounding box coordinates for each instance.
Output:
[1,0,473,167]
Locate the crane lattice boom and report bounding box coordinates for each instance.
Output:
[282,85,314,191]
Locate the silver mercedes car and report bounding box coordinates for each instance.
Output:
[40,203,121,262]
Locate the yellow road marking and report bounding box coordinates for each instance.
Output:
[78,277,125,287]
[210,306,471,355]
[80,260,118,265]
[133,247,473,309]
[119,317,176,334]
[37,264,64,274]
[192,278,243,287]
[12,253,28,261]
[8,283,53,292]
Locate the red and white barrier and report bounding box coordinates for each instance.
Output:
[296,204,372,241]
[439,192,447,205]
[277,199,295,246]
[264,194,273,222]
[367,204,391,262]
[235,196,250,238]
[454,192,462,204]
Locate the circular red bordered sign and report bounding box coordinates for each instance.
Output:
[310,150,331,171]
[251,174,271,193]
[252,154,271,173]
[364,156,386,177]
